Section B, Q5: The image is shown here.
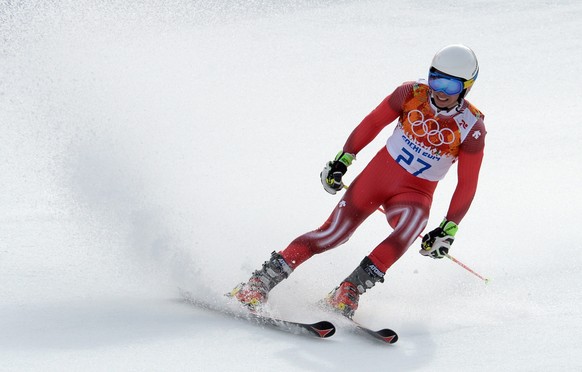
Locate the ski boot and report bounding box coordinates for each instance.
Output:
[228,251,293,310]
[325,256,385,318]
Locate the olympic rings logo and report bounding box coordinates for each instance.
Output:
[407,110,455,147]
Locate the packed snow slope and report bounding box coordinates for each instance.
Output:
[1,0,581,371]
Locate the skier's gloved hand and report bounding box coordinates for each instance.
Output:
[320,151,355,195]
[420,218,459,259]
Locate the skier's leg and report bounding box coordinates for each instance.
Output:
[230,151,391,309]
[279,191,374,269]
[230,189,379,309]
[279,150,395,269]
[325,191,433,317]
[321,151,437,317]
[367,193,433,272]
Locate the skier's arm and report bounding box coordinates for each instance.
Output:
[445,120,486,224]
[321,83,413,194]
[342,83,414,155]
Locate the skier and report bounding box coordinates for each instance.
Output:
[229,44,486,318]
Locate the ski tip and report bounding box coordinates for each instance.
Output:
[310,321,336,338]
[376,328,398,344]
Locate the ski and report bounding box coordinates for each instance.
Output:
[351,320,398,344]
[316,302,398,344]
[247,314,336,339]
[180,290,336,339]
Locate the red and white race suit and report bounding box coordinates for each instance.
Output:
[280,81,486,273]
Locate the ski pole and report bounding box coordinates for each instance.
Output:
[415,236,490,285]
[444,253,490,284]
[342,182,489,283]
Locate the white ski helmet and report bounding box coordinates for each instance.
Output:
[430,44,479,96]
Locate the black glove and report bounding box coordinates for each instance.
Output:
[420,219,458,259]
[320,152,355,195]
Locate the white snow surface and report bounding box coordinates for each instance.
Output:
[1,1,581,371]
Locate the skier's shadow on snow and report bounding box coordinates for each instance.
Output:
[271,321,436,372]
[177,295,436,371]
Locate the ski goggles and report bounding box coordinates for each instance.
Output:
[428,69,475,96]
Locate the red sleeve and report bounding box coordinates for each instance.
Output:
[343,82,414,155]
[446,119,486,224]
